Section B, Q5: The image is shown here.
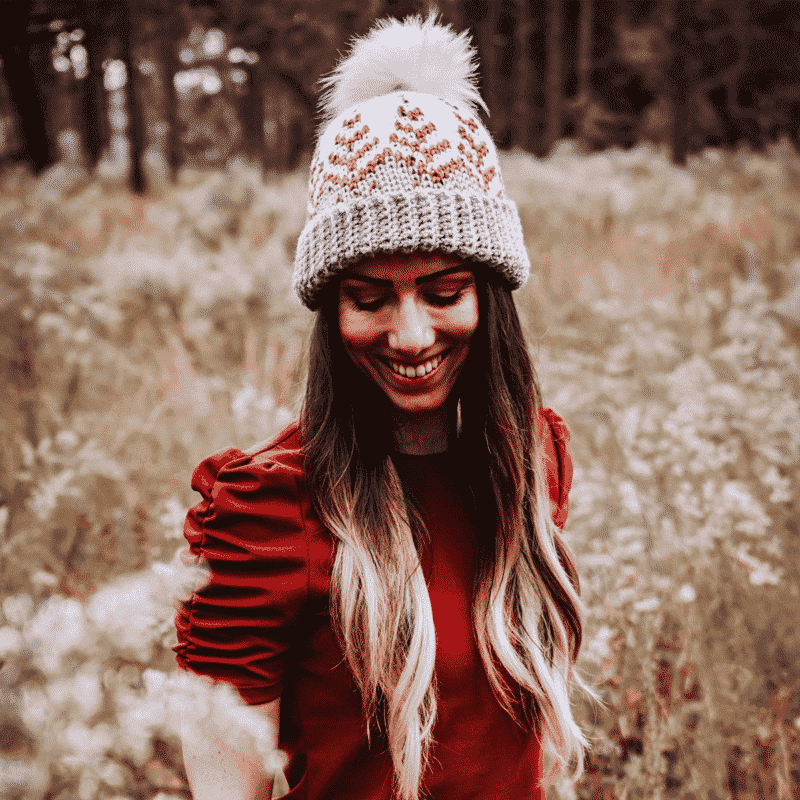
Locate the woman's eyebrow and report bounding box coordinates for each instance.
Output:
[415,265,471,284]
[341,274,392,287]
[341,264,470,287]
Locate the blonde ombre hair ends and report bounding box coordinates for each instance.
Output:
[301,273,591,800]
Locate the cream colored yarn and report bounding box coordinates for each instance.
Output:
[292,15,530,310]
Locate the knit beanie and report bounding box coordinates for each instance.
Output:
[292,12,531,310]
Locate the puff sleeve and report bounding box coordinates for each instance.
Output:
[173,446,310,705]
[537,407,574,530]
[537,407,579,594]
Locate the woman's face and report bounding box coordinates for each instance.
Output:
[338,251,479,417]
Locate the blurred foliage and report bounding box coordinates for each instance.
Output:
[0,141,800,798]
[1,0,800,181]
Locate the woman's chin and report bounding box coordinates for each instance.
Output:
[367,368,444,414]
[381,382,456,417]
[390,399,447,417]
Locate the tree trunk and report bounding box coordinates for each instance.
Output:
[244,46,270,173]
[261,73,311,173]
[80,0,111,169]
[438,0,467,31]
[543,0,564,154]
[726,0,753,147]
[338,0,387,35]
[668,0,690,165]
[0,1,52,172]
[119,0,146,192]
[511,0,538,152]
[475,0,510,140]
[164,1,183,176]
[387,0,423,18]
[131,2,177,188]
[575,0,594,150]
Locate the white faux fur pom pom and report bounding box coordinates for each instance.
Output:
[319,10,487,121]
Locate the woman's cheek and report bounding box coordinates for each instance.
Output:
[339,308,380,351]
[447,294,479,339]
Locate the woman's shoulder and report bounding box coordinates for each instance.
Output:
[184,419,332,566]
[536,407,573,531]
[537,406,571,445]
[190,420,306,498]
[241,418,304,459]
[175,421,324,701]
[185,421,323,550]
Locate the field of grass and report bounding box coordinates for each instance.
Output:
[0,138,799,800]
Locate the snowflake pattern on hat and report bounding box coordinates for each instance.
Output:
[311,98,503,208]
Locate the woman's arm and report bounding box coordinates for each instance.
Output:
[182,697,280,800]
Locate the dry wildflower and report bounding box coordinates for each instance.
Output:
[46,663,104,721]
[158,497,188,539]
[20,685,53,737]
[4,140,800,800]
[27,468,79,521]
[86,556,201,661]
[585,625,616,664]
[59,720,114,767]
[2,593,34,626]
[676,584,696,603]
[24,595,94,676]
[0,626,23,659]
[0,755,50,798]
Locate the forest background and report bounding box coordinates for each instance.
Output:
[3,0,800,180]
[1,1,800,800]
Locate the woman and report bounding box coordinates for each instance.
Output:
[175,13,590,800]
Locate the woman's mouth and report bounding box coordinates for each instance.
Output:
[383,352,445,380]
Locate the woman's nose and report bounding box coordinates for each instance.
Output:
[387,297,435,352]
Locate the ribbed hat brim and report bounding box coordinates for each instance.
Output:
[293,190,530,309]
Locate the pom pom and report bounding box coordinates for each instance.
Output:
[319,9,487,122]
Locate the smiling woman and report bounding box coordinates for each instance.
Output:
[338,252,478,453]
[174,11,593,800]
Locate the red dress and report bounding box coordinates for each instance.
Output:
[173,409,574,799]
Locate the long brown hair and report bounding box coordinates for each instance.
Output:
[301,267,588,799]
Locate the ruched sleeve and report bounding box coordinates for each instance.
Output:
[537,407,574,530]
[537,407,579,594]
[173,442,310,705]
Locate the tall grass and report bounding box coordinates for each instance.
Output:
[0,140,799,799]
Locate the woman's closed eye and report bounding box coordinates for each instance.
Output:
[351,289,464,311]
[342,274,474,312]
[425,288,465,307]
[340,284,388,311]
[423,274,475,307]
[351,294,389,311]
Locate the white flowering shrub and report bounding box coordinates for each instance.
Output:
[528,270,800,797]
[2,142,800,798]
[0,552,284,800]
